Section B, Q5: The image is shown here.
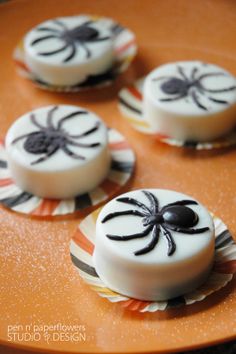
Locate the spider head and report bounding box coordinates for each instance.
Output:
[24,131,65,155]
[162,205,198,228]
[161,78,189,96]
[62,24,99,42]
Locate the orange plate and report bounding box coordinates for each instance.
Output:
[0,0,236,353]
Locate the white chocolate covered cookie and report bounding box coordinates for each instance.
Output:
[5,105,111,199]
[143,61,236,141]
[24,15,115,86]
[94,189,215,301]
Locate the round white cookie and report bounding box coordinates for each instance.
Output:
[143,61,236,142]
[24,15,115,86]
[94,189,215,301]
[5,105,111,199]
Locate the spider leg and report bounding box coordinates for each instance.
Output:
[61,145,86,160]
[38,43,69,57]
[36,27,60,33]
[106,224,153,241]
[192,84,227,106]
[53,19,68,30]
[80,42,91,58]
[69,121,100,138]
[63,43,77,63]
[152,76,177,82]
[57,110,88,129]
[115,196,151,214]
[30,145,58,165]
[31,35,59,46]
[191,67,198,81]
[142,190,159,213]
[159,92,187,102]
[161,225,176,256]
[162,223,210,234]
[81,20,94,26]
[191,90,207,111]
[102,210,145,223]
[89,36,111,42]
[67,140,101,148]
[177,65,189,81]
[161,199,198,210]
[47,106,59,128]
[134,225,160,256]
[200,85,236,94]
[198,72,226,81]
[11,132,38,144]
[30,113,46,129]
[207,96,228,105]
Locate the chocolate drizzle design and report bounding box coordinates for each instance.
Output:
[102,191,209,256]
[153,65,236,111]
[31,19,111,63]
[12,106,101,165]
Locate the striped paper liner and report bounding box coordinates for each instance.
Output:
[0,129,135,216]
[13,16,137,92]
[70,211,236,312]
[118,77,236,150]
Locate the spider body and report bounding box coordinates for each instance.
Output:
[161,78,190,96]
[153,65,236,111]
[61,25,99,43]
[102,191,209,256]
[12,106,101,165]
[31,19,112,63]
[143,204,198,229]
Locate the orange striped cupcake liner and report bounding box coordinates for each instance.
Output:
[118,77,236,150]
[13,16,137,92]
[0,129,135,216]
[70,211,236,312]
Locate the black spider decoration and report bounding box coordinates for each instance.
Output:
[12,106,101,165]
[153,65,236,111]
[31,19,111,63]
[102,190,209,256]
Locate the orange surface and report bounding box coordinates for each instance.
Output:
[0,0,236,353]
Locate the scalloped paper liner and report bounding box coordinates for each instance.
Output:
[70,210,236,312]
[13,16,137,92]
[118,77,236,150]
[0,129,135,216]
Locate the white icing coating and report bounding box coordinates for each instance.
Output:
[94,189,215,301]
[5,105,111,199]
[24,15,115,86]
[143,61,236,141]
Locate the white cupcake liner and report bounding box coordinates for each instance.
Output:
[0,129,135,216]
[13,16,137,92]
[70,210,236,312]
[118,77,236,150]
